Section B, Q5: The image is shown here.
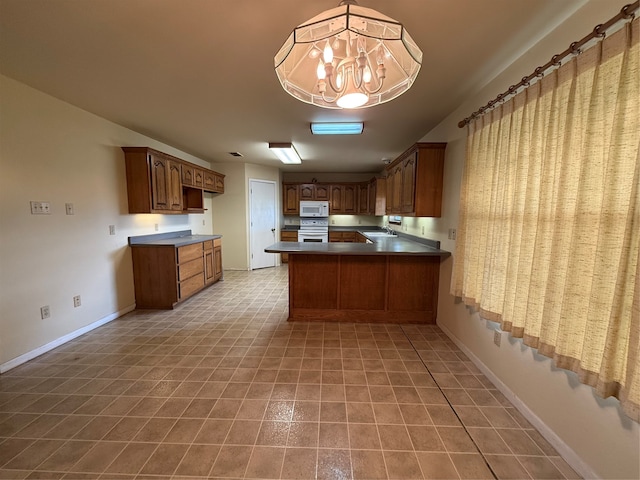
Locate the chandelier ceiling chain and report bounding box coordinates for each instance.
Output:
[274,0,422,109]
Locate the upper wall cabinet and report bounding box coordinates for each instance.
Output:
[122,147,224,214]
[385,143,446,217]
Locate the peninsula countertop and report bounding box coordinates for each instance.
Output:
[266,232,450,258]
[128,230,221,247]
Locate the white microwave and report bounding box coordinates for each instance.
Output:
[300,201,329,217]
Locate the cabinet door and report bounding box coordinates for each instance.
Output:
[168,161,183,211]
[330,185,343,213]
[181,164,195,186]
[214,174,224,193]
[204,248,215,284]
[194,168,204,188]
[329,232,342,242]
[214,245,223,280]
[401,152,417,214]
[368,180,376,215]
[343,184,357,213]
[300,184,314,201]
[314,184,330,200]
[283,184,300,215]
[358,183,369,214]
[387,164,403,214]
[150,154,171,211]
[280,230,298,263]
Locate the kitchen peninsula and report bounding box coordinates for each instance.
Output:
[266,233,450,324]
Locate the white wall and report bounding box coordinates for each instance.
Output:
[0,75,214,367]
[209,162,282,270]
[419,1,639,478]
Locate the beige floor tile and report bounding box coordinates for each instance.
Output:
[416,452,460,479]
[486,454,532,479]
[317,448,352,480]
[210,445,253,478]
[173,444,220,477]
[245,446,286,479]
[449,453,495,479]
[351,449,388,479]
[104,442,158,475]
[384,450,423,479]
[377,424,414,451]
[348,423,381,450]
[280,447,318,479]
[138,443,188,475]
[518,455,565,479]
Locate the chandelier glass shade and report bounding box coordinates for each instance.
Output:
[274,0,422,109]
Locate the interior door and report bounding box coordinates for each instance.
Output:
[249,179,277,270]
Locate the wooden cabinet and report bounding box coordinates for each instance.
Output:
[280,230,299,263]
[385,143,445,217]
[369,177,386,216]
[356,232,369,243]
[204,170,224,193]
[357,177,386,215]
[358,183,369,214]
[300,183,330,201]
[213,238,223,281]
[283,183,300,215]
[182,164,204,188]
[204,240,215,285]
[329,231,356,242]
[123,147,224,214]
[131,238,222,309]
[149,151,183,213]
[330,184,358,214]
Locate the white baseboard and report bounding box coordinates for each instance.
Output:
[0,304,136,373]
[437,321,599,480]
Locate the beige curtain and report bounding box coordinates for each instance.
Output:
[452,18,639,421]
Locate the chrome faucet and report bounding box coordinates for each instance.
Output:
[383,224,395,235]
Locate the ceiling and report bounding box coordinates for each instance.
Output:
[0,0,589,173]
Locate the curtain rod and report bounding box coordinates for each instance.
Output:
[458,1,638,128]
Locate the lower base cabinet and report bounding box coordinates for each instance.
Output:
[288,253,439,323]
[131,238,222,309]
[280,230,298,263]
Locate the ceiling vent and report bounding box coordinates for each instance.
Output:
[228,152,243,157]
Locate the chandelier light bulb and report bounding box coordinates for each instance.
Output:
[317,60,326,80]
[309,48,320,59]
[363,66,372,84]
[323,43,334,64]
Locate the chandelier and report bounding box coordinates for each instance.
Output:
[274,0,422,109]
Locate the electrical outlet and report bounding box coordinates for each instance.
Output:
[448,228,457,240]
[30,201,51,215]
[494,330,502,347]
[65,203,74,215]
[422,226,425,235]
[108,225,116,235]
[73,295,81,308]
[154,224,159,231]
[40,305,50,319]
[202,220,205,226]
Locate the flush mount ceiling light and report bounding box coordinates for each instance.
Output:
[268,142,302,164]
[311,122,364,135]
[274,0,422,109]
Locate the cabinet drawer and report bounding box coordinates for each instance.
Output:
[213,238,222,248]
[179,272,205,299]
[178,243,203,263]
[203,240,213,250]
[178,257,204,281]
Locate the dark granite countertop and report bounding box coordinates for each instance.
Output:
[266,231,449,258]
[129,230,222,247]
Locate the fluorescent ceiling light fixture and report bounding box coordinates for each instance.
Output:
[311,122,364,135]
[268,142,302,164]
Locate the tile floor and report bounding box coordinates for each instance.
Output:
[0,267,581,479]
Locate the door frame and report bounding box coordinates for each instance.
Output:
[248,178,279,270]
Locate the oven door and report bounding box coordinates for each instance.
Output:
[297,230,328,243]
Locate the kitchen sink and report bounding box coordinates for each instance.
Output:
[364,232,397,238]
